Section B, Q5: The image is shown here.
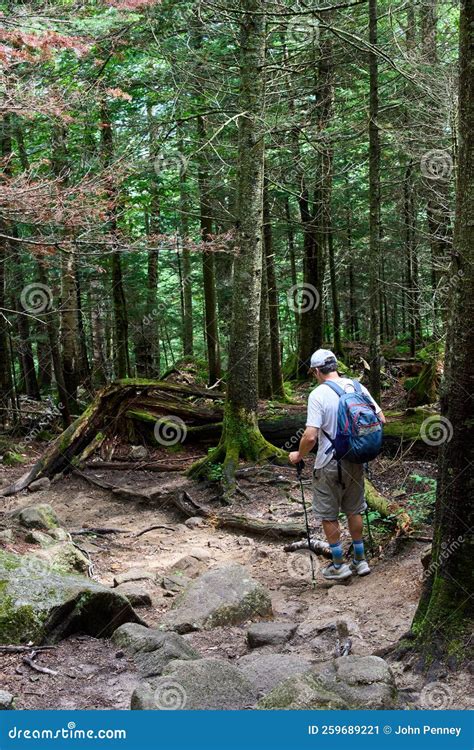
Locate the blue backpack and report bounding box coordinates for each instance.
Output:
[321,380,383,464]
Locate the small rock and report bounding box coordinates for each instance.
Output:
[113,568,156,587]
[184,517,205,529]
[167,553,210,579]
[114,583,153,608]
[159,563,273,634]
[130,445,149,461]
[28,477,51,493]
[0,690,15,710]
[9,503,60,531]
[247,621,297,648]
[238,653,312,697]
[0,529,14,544]
[131,658,257,710]
[161,573,191,593]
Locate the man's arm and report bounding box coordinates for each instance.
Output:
[289,426,319,464]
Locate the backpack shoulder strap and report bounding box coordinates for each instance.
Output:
[321,381,345,397]
[352,379,363,394]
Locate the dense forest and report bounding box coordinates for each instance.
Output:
[0,0,472,713]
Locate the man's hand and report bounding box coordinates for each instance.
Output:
[289,451,301,465]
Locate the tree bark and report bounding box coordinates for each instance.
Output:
[368,0,382,401]
[100,102,130,379]
[409,0,474,669]
[263,180,285,397]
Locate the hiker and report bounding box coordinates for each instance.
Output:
[289,349,386,581]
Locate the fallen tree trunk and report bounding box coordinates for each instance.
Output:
[0,376,438,496]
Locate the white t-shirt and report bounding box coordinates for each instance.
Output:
[306,378,382,469]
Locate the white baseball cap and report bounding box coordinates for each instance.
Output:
[310,348,338,369]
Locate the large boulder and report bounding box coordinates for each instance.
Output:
[9,504,60,531]
[258,655,397,710]
[0,549,143,645]
[131,658,257,710]
[112,623,199,678]
[159,564,272,634]
[237,653,312,697]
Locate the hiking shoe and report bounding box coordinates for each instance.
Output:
[322,563,352,581]
[351,559,371,576]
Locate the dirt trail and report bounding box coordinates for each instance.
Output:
[1,466,471,710]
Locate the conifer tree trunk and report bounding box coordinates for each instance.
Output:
[408,0,473,668]
[263,180,285,397]
[197,114,221,386]
[368,0,382,401]
[1,117,40,400]
[100,102,130,379]
[190,0,283,488]
[179,132,193,357]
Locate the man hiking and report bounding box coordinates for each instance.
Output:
[289,349,386,581]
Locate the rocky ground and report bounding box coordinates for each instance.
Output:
[0,457,471,712]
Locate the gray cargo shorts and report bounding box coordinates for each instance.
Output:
[312,460,366,520]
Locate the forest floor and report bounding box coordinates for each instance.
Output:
[0,443,472,711]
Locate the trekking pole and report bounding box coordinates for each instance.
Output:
[296,459,317,588]
[364,463,375,557]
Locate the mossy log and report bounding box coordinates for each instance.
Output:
[0,380,225,495]
[365,479,411,533]
[0,376,439,496]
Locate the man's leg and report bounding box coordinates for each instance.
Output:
[313,463,351,579]
[342,463,371,576]
[347,513,367,562]
[322,519,345,568]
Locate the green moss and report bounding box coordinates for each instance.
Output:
[0,582,47,644]
[3,450,26,466]
[0,550,21,571]
[384,409,438,440]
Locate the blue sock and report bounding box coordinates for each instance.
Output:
[330,542,344,568]
[352,539,365,562]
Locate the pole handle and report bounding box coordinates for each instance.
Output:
[296,459,305,478]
